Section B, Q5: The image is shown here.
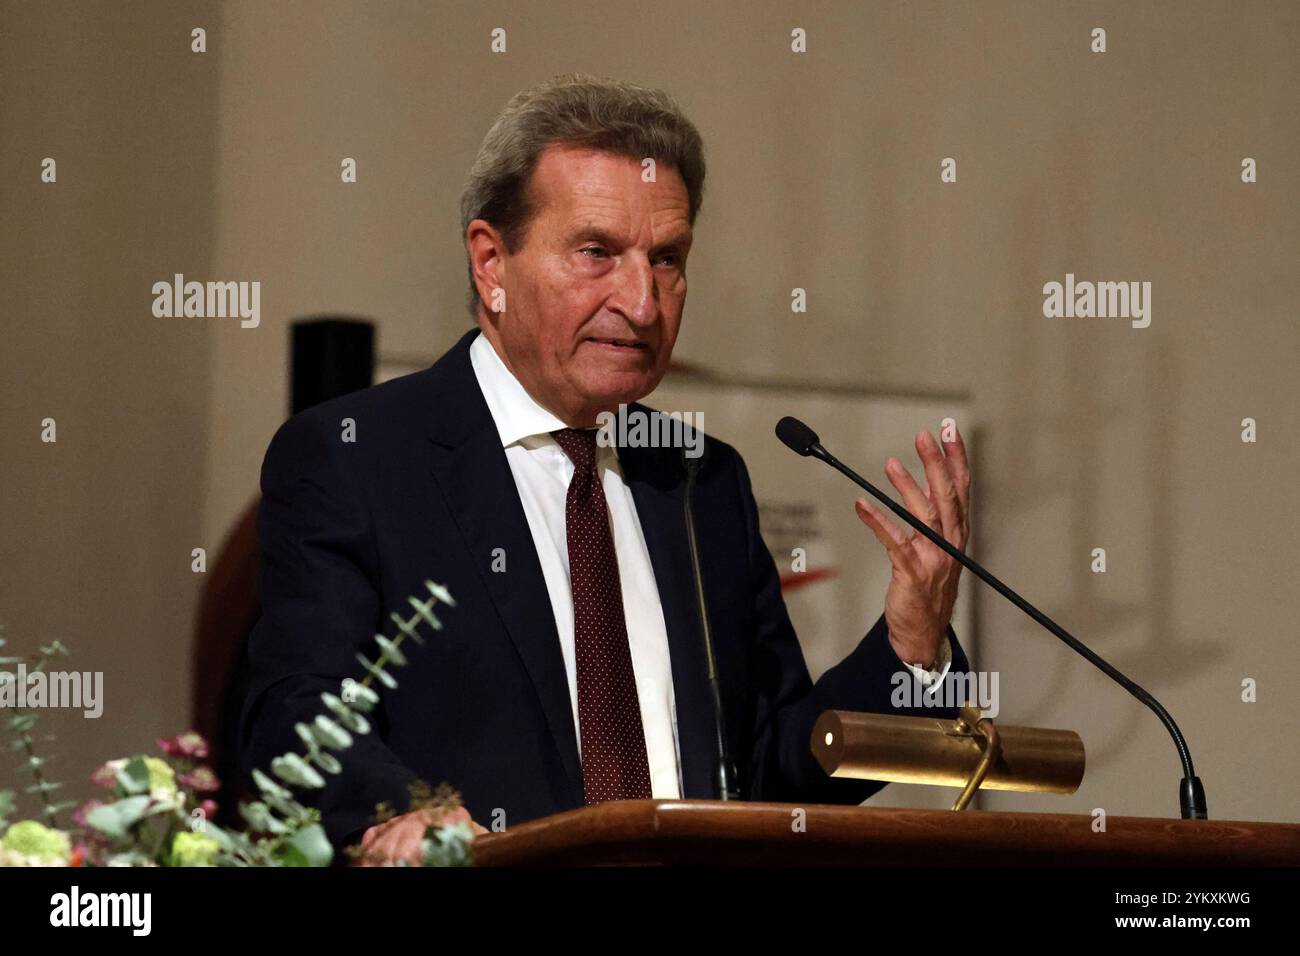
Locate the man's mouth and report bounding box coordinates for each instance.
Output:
[587,336,650,353]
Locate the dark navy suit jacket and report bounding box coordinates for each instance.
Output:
[239,328,970,850]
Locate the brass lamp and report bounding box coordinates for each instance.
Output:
[811,708,1085,811]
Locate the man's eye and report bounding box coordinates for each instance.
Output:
[655,254,680,268]
[580,246,608,259]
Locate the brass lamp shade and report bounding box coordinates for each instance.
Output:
[811,709,1085,794]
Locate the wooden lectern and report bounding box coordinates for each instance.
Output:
[472,799,1300,866]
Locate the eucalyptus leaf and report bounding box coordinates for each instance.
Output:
[200,821,236,850]
[322,694,370,735]
[390,611,427,646]
[238,801,288,835]
[261,790,309,821]
[355,653,398,689]
[17,756,46,775]
[424,580,455,607]
[278,823,333,867]
[117,756,151,795]
[251,768,291,801]
[293,722,319,750]
[373,635,407,667]
[85,795,152,839]
[341,682,379,713]
[422,821,475,867]
[271,753,325,789]
[311,716,352,751]
[306,749,341,775]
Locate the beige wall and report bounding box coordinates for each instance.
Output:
[0,2,216,798]
[3,1,1296,824]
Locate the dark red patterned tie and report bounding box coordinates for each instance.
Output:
[551,427,652,804]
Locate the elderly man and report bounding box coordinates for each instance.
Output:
[240,73,972,866]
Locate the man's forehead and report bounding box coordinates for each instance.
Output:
[532,144,690,222]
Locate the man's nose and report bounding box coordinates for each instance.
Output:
[608,255,659,328]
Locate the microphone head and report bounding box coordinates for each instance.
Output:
[775,416,820,456]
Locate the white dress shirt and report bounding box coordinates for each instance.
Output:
[467,331,952,801]
[470,332,684,797]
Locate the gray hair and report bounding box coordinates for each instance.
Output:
[459,73,707,318]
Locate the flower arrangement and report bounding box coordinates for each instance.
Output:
[0,581,474,867]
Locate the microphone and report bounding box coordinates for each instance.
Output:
[681,438,740,800]
[775,415,1208,820]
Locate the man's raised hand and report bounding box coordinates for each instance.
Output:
[853,423,971,669]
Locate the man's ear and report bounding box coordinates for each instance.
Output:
[466,219,506,312]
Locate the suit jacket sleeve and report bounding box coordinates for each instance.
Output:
[239,412,421,851]
[735,450,972,805]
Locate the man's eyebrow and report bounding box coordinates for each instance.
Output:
[655,229,694,253]
[569,224,693,253]
[569,225,621,246]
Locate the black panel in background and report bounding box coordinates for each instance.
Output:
[291,317,375,415]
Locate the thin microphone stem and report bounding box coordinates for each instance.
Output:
[684,459,738,800]
[814,446,1206,819]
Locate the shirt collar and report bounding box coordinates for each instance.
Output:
[469,330,573,448]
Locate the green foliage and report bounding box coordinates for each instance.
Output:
[0,819,71,863]
[2,581,473,868]
[85,796,152,840]
[422,820,475,867]
[168,830,221,867]
[116,757,151,795]
[0,631,70,829]
[215,580,457,867]
[0,790,16,834]
[279,824,333,868]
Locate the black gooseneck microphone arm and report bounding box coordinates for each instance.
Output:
[774,415,1207,821]
[682,444,740,800]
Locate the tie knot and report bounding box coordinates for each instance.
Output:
[551,427,599,470]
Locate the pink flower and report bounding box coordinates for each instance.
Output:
[90,758,126,790]
[178,766,220,793]
[157,731,209,760]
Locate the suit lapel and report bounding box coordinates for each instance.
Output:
[618,433,718,800]
[423,331,583,803]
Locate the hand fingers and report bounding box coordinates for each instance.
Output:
[420,806,465,828]
[855,498,918,575]
[361,812,441,866]
[394,825,426,865]
[356,823,387,865]
[360,828,403,866]
[354,808,488,863]
[915,430,963,546]
[939,422,972,533]
[446,807,472,826]
[885,456,941,536]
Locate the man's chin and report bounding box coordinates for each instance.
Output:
[576,362,665,400]
[582,375,661,411]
